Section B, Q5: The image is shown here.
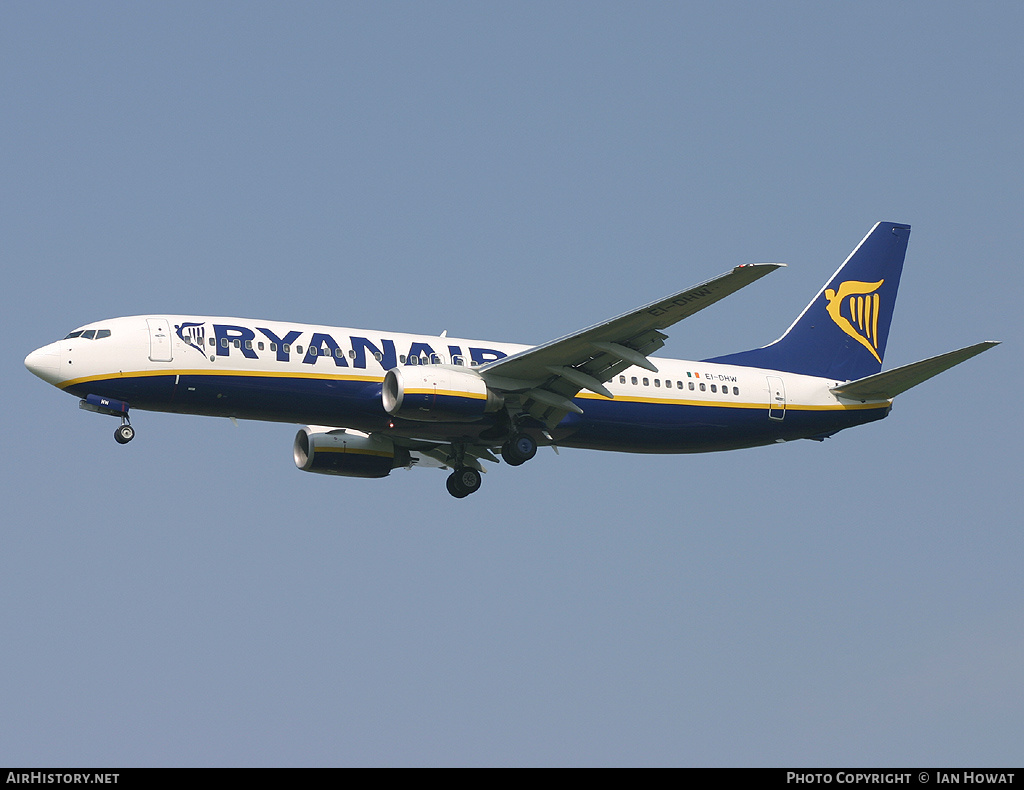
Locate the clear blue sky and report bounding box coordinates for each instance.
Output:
[3,1,1021,766]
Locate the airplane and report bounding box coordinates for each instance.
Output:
[24,222,998,498]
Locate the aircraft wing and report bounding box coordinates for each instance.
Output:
[479,263,783,427]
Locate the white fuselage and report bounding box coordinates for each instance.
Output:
[26,314,889,454]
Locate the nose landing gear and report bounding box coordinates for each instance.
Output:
[114,420,135,444]
[79,394,135,444]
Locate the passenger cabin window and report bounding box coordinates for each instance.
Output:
[631,376,638,385]
[699,383,706,391]
[733,386,739,395]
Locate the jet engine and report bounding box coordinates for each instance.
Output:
[293,427,410,478]
[381,366,504,422]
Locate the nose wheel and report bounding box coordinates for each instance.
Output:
[114,420,135,444]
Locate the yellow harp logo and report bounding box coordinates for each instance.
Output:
[824,279,885,363]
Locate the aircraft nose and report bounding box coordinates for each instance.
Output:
[25,342,62,385]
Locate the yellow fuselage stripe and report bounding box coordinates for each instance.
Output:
[59,369,891,412]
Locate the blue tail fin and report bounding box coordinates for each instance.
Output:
[705,222,911,381]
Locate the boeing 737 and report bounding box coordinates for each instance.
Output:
[25,222,998,497]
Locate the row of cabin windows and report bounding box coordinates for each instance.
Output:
[215,337,476,366]
[64,329,112,340]
[618,374,740,396]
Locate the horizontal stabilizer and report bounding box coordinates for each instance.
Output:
[831,341,999,401]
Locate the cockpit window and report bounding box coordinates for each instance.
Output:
[63,328,111,340]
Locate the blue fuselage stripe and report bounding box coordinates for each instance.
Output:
[63,372,889,453]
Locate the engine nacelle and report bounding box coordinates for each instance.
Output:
[293,427,410,478]
[381,365,504,423]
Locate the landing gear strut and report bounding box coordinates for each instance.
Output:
[501,432,537,466]
[80,395,135,444]
[446,467,482,498]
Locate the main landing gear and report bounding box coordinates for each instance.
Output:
[443,431,540,498]
[444,442,484,499]
[501,432,537,466]
[446,467,482,498]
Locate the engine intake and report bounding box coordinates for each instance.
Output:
[294,427,410,478]
[382,365,503,422]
